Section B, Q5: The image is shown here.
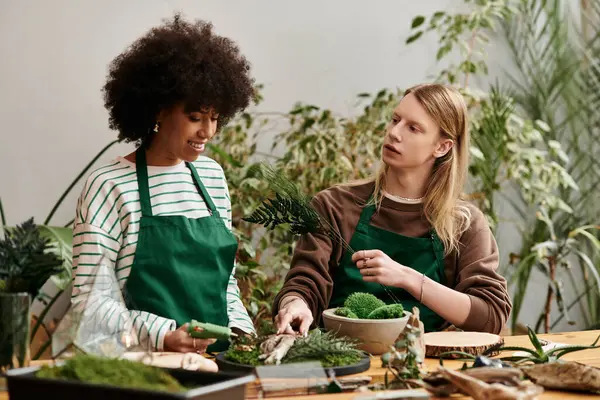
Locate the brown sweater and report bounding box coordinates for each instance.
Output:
[272,181,512,334]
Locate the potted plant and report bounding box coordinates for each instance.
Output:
[0,218,63,373]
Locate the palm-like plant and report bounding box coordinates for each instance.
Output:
[465,84,595,333]
[501,0,600,330]
[0,218,63,298]
[0,218,65,370]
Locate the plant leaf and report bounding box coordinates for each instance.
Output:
[38,226,73,290]
[527,326,545,356]
[411,16,426,29]
[494,346,539,357]
[406,31,423,44]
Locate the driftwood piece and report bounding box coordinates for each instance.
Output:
[258,334,297,365]
[395,306,425,361]
[422,367,524,396]
[424,331,504,358]
[121,352,219,372]
[435,367,544,400]
[521,361,600,394]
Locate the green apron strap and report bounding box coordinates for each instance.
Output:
[357,198,377,233]
[430,230,445,266]
[135,147,153,217]
[186,162,218,216]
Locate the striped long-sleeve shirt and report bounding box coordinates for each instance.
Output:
[71,155,255,351]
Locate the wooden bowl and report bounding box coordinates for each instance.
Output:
[322,308,411,355]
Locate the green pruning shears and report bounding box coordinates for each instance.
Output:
[187,319,238,340]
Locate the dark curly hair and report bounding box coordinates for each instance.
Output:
[103,13,255,145]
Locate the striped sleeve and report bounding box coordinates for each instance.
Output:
[71,222,176,350]
[226,264,255,334]
[220,172,255,335]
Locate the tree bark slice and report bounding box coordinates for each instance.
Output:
[521,361,600,393]
[424,332,504,358]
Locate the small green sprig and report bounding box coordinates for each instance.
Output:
[381,323,424,389]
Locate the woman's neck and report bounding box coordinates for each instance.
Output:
[146,143,182,166]
[384,166,431,200]
[125,143,182,166]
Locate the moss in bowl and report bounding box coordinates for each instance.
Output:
[334,292,405,320]
[323,292,410,355]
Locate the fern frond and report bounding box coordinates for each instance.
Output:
[243,192,326,236]
[248,163,311,206]
[243,163,340,241]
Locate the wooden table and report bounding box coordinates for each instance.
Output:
[246,330,600,400]
[2,330,599,400]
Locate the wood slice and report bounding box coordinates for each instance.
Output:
[424,331,504,358]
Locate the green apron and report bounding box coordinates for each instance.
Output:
[124,148,236,352]
[330,197,446,332]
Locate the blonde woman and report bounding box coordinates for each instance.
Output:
[273,83,511,335]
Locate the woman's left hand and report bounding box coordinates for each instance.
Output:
[352,249,409,288]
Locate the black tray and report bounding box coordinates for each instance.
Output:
[6,365,255,400]
[214,352,371,376]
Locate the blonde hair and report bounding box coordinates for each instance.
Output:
[360,83,471,255]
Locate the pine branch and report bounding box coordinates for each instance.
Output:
[282,330,363,363]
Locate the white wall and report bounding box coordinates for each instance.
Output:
[1,0,581,331]
[0,0,456,226]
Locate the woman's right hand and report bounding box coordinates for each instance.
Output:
[275,296,313,336]
[163,324,216,353]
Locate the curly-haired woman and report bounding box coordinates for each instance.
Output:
[71,14,255,354]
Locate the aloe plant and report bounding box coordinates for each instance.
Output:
[438,326,600,365]
[495,326,600,364]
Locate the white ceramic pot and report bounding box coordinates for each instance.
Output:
[322,308,411,355]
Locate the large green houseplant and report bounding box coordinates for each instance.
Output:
[0,140,119,360]
[0,218,63,373]
[405,0,600,333]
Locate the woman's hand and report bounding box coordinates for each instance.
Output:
[352,249,418,290]
[274,295,313,336]
[353,249,473,328]
[163,324,216,353]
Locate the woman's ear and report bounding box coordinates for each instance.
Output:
[433,138,454,159]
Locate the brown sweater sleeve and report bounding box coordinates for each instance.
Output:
[450,205,512,334]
